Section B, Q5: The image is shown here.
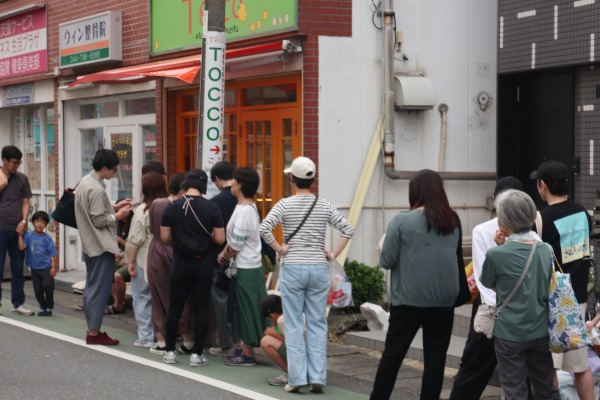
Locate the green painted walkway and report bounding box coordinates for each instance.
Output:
[2,310,368,399]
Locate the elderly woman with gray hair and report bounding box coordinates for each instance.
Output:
[479,189,559,400]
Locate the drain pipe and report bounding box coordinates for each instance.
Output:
[381,0,495,181]
[438,103,448,171]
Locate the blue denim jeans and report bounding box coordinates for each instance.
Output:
[279,263,330,387]
[131,264,155,342]
[0,229,26,308]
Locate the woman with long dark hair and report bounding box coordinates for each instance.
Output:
[127,171,167,347]
[371,169,464,400]
[160,170,225,366]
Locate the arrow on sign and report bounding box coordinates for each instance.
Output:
[210,146,221,155]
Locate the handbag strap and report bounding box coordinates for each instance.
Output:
[495,241,537,318]
[181,195,213,238]
[284,195,318,244]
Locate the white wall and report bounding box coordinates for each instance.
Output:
[319,0,497,266]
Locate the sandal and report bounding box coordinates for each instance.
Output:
[74,304,85,311]
[104,305,126,315]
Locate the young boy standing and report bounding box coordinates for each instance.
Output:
[18,211,58,316]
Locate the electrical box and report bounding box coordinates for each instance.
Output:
[393,75,435,111]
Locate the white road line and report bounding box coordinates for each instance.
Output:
[0,317,280,400]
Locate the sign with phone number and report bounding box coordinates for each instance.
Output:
[59,11,122,68]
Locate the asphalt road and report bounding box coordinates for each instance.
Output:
[0,279,502,400]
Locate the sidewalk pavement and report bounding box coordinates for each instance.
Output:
[2,273,502,400]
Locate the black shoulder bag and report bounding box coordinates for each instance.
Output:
[285,195,318,244]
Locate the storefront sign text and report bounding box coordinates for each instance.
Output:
[59,11,122,68]
[150,0,297,55]
[3,83,34,106]
[201,30,225,199]
[0,7,47,78]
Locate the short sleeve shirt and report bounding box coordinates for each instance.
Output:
[0,171,32,230]
[480,241,553,342]
[23,232,57,270]
[536,200,592,303]
[161,195,223,259]
[227,204,262,269]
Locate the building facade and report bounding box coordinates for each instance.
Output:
[10,1,579,271]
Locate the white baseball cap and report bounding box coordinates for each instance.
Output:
[284,156,316,179]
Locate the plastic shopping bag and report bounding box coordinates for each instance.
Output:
[329,258,354,308]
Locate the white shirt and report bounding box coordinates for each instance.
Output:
[472,218,500,306]
[227,204,262,269]
[473,217,541,306]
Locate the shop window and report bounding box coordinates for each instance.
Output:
[125,97,155,116]
[80,128,103,176]
[224,90,236,107]
[181,94,199,112]
[10,106,57,243]
[45,108,56,192]
[80,101,119,119]
[242,84,297,106]
[142,125,157,163]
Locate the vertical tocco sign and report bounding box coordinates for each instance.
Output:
[201,29,226,199]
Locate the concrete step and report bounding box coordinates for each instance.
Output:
[345,304,474,369]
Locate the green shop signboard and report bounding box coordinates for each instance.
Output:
[150,0,298,55]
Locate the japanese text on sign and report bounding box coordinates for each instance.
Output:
[0,7,47,78]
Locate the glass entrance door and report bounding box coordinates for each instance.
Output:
[106,126,140,203]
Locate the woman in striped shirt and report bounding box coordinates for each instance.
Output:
[260,156,354,394]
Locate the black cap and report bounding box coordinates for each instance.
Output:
[494,176,524,197]
[529,160,569,183]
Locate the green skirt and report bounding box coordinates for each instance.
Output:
[236,267,269,347]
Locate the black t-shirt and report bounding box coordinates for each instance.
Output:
[535,199,592,303]
[210,186,237,226]
[209,186,237,255]
[162,195,224,259]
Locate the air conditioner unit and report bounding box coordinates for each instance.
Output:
[393,75,435,111]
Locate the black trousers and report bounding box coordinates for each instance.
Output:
[165,255,213,355]
[30,268,55,310]
[449,296,498,400]
[370,305,454,400]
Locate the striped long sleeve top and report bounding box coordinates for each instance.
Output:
[259,194,354,264]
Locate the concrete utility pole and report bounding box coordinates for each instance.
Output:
[197,0,225,198]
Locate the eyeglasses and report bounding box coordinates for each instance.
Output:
[8,160,21,167]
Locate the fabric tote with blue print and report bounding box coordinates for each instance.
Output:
[548,259,587,353]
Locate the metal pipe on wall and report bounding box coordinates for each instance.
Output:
[381,0,495,182]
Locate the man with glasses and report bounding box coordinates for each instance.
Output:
[75,149,132,345]
[0,145,34,316]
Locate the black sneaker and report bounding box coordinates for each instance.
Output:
[149,344,166,355]
[176,343,193,355]
[37,309,52,317]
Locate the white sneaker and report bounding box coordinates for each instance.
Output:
[163,351,177,364]
[12,305,34,316]
[134,340,156,348]
[267,374,288,386]
[190,353,208,367]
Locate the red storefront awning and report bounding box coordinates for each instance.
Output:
[68,41,286,87]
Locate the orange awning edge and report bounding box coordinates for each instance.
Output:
[68,42,285,87]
